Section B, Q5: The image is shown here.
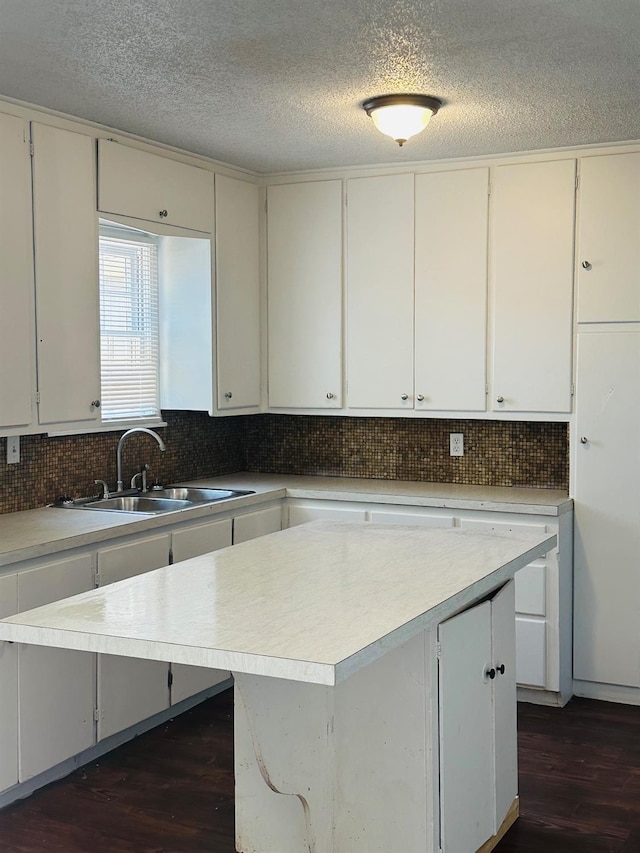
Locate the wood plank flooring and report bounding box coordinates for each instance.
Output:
[0,689,639,852]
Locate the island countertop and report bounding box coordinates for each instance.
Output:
[0,521,556,685]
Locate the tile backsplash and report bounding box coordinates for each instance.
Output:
[244,415,569,491]
[0,413,568,515]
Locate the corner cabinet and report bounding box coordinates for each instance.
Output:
[215,174,261,412]
[32,123,102,428]
[0,112,36,435]
[489,159,576,414]
[267,180,343,409]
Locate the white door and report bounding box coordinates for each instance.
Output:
[0,573,18,792]
[17,554,95,780]
[490,159,576,413]
[170,520,233,705]
[415,168,489,411]
[267,181,343,408]
[216,175,261,411]
[98,139,214,232]
[577,153,640,323]
[0,112,36,432]
[573,332,640,687]
[439,599,495,852]
[32,123,101,426]
[233,506,283,543]
[346,174,414,409]
[96,535,171,740]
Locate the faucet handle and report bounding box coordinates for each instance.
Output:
[131,464,150,492]
[94,479,110,499]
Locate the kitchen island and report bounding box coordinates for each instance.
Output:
[0,521,556,852]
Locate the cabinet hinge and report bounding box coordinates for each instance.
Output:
[575,174,579,191]
[436,642,442,660]
[485,383,489,395]
[168,547,174,566]
[168,670,174,689]
[35,390,40,404]
[570,384,575,396]
[93,708,101,722]
[29,142,34,157]
[94,570,101,587]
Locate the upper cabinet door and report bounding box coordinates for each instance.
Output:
[267,180,343,409]
[490,159,576,414]
[215,175,261,411]
[0,113,36,432]
[32,123,101,426]
[98,139,214,233]
[577,152,640,323]
[415,168,488,412]
[346,174,414,409]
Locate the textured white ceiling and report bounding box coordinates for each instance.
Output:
[0,0,638,173]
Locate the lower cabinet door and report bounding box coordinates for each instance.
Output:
[96,535,171,741]
[438,581,517,851]
[17,554,95,780]
[170,519,233,705]
[0,573,18,792]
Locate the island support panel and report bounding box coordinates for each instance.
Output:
[234,629,439,853]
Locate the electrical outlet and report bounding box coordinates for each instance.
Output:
[7,435,20,464]
[450,433,464,457]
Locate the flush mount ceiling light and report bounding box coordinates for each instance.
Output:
[362,94,442,147]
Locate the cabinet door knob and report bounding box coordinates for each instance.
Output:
[416,394,425,402]
[580,435,589,444]
[224,391,233,399]
[159,209,168,218]
[496,664,506,675]
[401,394,409,401]
[496,396,504,404]
[485,667,496,680]
[326,392,335,399]
[90,399,101,409]
[581,260,592,270]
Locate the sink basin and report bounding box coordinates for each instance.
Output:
[82,496,192,514]
[147,487,253,502]
[52,487,254,514]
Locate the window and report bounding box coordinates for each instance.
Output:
[98,225,160,422]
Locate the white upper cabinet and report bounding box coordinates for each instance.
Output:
[415,168,488,412]
[215,174,261,411]
[346,174,414,409]
[0,112,36,433]
[576,152,640,323]
[267,180,343,409]
[98,139,214,233]
[32,123,101,427]
[489,159,576,413]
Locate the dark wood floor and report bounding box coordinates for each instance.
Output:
[1,689,639,852]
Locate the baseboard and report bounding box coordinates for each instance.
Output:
[0,678,233,810]
[573,679,640,706]
[477,796,519,853]
[517,686,568,707]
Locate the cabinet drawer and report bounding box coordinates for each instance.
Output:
[172,519,232,563]
[368,510,454,528]
[288,504,367,526]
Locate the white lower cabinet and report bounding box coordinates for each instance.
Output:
[170,518,233,705]
[17,554,95,781]
[439,581,517,851]
[0,573,18,792]
[170,507,283,703]
[96,534,171,741]
[286,497,572,702]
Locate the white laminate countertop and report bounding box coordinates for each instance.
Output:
[0,472,572,569]
[0,521,556,685]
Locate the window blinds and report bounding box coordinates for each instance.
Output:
[99,231,160,421]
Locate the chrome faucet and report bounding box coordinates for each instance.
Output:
[116,428,166,492]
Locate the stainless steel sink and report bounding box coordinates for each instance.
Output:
[52,486,254,514]
[84,496,193,514]
[147,487,252,502]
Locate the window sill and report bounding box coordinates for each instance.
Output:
[47,419,167,437]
